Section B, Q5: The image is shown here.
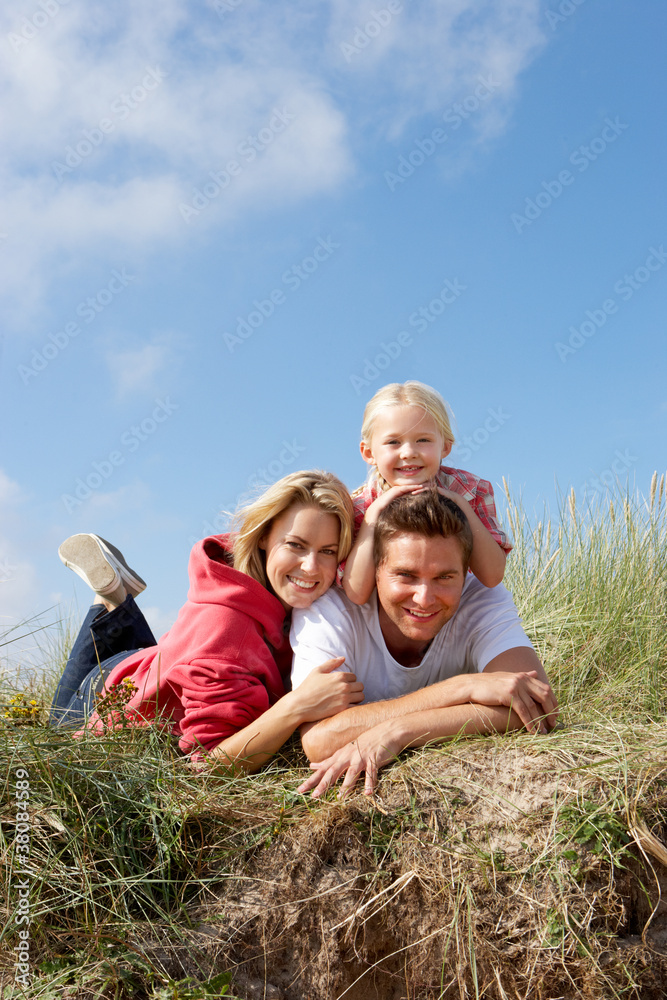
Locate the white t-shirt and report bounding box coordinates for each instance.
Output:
[290,576,534,705]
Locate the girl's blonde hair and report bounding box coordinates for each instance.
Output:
[361,380,455,449]
[231,470,354,588]
[357,381,456,493]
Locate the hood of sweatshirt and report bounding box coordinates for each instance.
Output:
[186,534,287,649]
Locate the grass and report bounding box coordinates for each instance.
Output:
[1,477,666,999]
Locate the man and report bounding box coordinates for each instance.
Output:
[290,491,558,797]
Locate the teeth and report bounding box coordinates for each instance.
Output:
[288,577,316,590]
[407,610,433,618]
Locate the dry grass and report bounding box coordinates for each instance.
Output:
[1,478,666,998]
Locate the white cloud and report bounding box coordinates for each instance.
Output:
[0,470,43,673]
[0,0,545,322]
[0,468,24,504]
[105,331,183,398]
[75,480,154,517]
[139,604,178,643]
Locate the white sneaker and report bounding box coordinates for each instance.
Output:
[58,534,146,601]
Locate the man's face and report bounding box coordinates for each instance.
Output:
[375,532,466,656]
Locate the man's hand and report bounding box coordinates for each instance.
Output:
[298,719,405,799]
[297,668,558,799]
[468,669,558,735]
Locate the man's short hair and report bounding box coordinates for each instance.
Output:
[373,490,473,572]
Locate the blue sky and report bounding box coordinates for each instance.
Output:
[1,0,665,669]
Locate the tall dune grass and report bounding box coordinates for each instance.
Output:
[1,477,666,999]
[503,473,666,720]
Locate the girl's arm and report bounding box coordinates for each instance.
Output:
[340,514,378,605]
[342,486,418,604]
[439,490,506,586]
[206,658,363,774]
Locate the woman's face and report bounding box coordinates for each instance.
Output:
[260,504,341,610]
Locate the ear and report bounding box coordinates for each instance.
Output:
[258,535,267,551]
[360,440,376,467]
[441,439,453,461]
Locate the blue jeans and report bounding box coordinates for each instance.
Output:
[49,595,157,727]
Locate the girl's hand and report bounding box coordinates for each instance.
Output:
[291,658,364,723]
[364,485,422,524]
[434,486,465,506]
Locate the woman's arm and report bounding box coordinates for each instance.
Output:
[206,658,364,774]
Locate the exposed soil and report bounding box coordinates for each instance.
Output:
[127,743,667,999]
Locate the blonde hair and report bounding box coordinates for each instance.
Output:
[361,381,455,447]
[231,470,354,588]
[359,381,455,491]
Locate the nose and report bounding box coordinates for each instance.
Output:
[399,439,416,458]
[412,582,434,608]
[300,550,319,574]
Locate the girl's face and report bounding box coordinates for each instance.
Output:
[361,405,451,487]
[259,504,341,610]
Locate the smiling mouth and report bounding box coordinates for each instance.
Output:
[404,608,437,619]
[396,466,424,474]
[287,576,317,591]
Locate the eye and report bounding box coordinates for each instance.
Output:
[286,541,303,550]
[321,548,338,557]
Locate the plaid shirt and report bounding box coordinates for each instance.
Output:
[337,465,512,586]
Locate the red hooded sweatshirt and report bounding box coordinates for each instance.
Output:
[86,535,291,755]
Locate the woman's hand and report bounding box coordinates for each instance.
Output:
[291,657,364,723]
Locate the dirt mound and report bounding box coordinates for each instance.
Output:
[130,741,667,999]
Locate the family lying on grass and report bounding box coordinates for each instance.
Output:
[50,380,558,795]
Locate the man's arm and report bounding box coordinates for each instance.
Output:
[300,647,557,762]
[299,701,525,798]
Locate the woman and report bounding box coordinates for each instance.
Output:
[50,470,364,772]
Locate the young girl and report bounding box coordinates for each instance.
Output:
[341,381,512,605]
[50,470,364,772]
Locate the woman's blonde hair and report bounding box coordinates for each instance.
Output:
[361,380,455,449]
[231,470,354,588]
